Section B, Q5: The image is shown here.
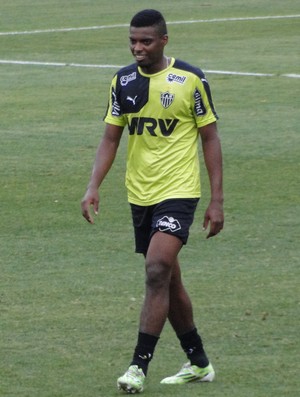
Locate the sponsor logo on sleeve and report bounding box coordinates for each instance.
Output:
[194,88,207,116]
[111,87,121,116]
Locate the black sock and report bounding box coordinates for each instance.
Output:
[130,332,159,375]
[178,328,209,368]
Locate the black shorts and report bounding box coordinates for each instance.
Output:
[130,198,199,255]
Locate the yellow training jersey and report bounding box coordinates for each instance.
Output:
[104,58,218,206]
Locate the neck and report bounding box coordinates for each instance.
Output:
[163,56,169,66]
[140,56,170,74]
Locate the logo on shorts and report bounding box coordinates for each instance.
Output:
[156,216,181,232]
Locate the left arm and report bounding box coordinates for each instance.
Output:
[198,122,224,238]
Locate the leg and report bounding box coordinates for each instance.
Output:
[168,259,195,334]
[139,231,183,335]
[160,260,215,385]
[168,259,210,367]
[117,232,182,393]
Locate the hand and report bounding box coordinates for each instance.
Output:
[203,200,224,239]
[81,187,99,224]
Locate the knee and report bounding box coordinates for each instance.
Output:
[145,258,172,290]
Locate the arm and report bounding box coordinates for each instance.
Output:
[198,122,224,238]
[81,123,124,224]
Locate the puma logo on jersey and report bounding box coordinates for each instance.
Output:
[126,95,138,105]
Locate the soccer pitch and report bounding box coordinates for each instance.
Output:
[1,1,299,396]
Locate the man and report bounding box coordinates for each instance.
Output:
[81,9,224,394]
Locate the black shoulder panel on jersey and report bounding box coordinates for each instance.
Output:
[117,62,137,76]
[173,59,218,120]
[173,59,205,80]
[115,64,150,114]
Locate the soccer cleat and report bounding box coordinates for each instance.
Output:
[160,362,215,384]
[117,365,145,394]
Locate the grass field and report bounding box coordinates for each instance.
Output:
[1,1,299,396]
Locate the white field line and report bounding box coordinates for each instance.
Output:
[0,14,299,36]
[0,59,299,79]
[0,60,123,69]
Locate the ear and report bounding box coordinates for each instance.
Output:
[162,34,169,47]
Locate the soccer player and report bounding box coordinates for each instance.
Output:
[81,9,224,394]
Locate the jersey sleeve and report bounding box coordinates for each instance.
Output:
[192,75,218,128]
[103,74,127,127]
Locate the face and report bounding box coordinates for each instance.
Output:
[129,26,168,74]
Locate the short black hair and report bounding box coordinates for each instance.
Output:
[130,9,167,36]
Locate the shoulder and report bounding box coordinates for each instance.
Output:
[111,63,150,92]
[172,59,206,80]
[113,63,139,85]
[116,62,137,76]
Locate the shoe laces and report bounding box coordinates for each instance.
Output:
[177,362,193,374]
[127,366,144,379]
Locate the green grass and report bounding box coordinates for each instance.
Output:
[1,1,299,396]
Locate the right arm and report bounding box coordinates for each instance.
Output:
[81,123,124,223]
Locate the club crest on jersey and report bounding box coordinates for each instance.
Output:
[160,92,175,109]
